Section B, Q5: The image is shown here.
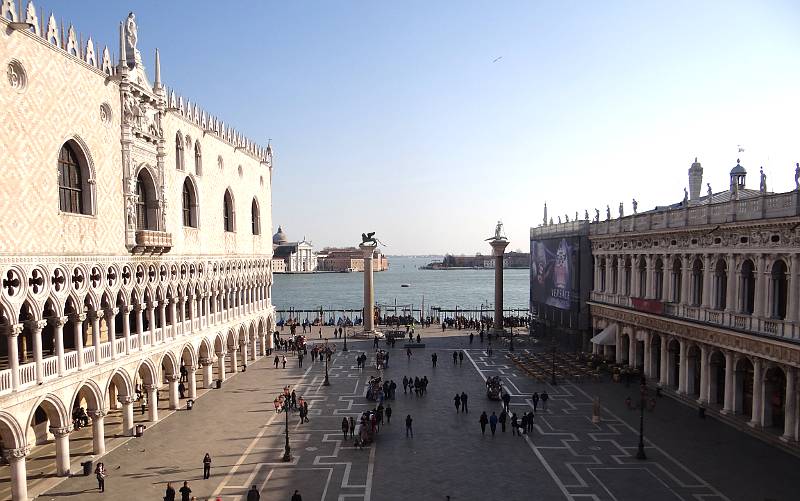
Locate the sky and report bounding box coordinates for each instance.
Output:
[44,1,800,255]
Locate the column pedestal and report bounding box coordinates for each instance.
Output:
[357,243,382,338]
[489,238,510,335]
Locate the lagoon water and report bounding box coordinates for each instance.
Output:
[272,255,530,313]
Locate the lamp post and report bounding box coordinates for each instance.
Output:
[342,324,348,352]
[636,375,647,460]
[323,345,331,386]
[282,396,292,462]
[551,337,558,386]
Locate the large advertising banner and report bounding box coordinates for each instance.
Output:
[530,237,577,310]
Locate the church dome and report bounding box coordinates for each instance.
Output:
[272,226,288,245]
[730,159,746,175]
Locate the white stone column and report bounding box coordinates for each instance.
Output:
[749,358,764,428]
[681,256,691,306]
[754,256,767,318]
[230,349,239,373]
[698,345,710,404]
[146,385,159,422]
[628,333,637,368]
[665,257,674,302]
[678,339,688,394]
[146,302,157,346]
[167,374,180,410]
[105,308,118,360]
[593,257,601,293]
[646,256,655,299]
[89,311,101,364]
[241,341,249,365]
[202,359,214,389]
[643,332,652,377]
[121,306,131,355]
[72,313,85,370]
[701,254,713,308]
[134,306,144,351]
[360,243,379,334]
[3,446,30,501]
[170,298,178,338]
[722,351,735,414]
[119,396,134,436]
[50,425,71,476]
[615,330,622,362]
[659,336,668,386]
[782,368,797,442]
[3,324,21,390]
[187,365,197,399]
[158,301,167,341]
[50,316,67,376]
[26,319,46,383]
[90,409,107,455]
[216,352,227,382]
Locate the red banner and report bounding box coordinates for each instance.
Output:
[631,298,664,315]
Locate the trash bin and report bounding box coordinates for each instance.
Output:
[186,399,194,411]
[82,460,92,476]
[698,406,706,419]
[216,379,222,389]
[135,424,146,437]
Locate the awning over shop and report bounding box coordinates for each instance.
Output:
[590,324,618,346]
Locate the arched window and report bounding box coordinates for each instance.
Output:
[623,257,632,295]
[223,189,235,232]
[136,170,157,230]
[671,258,682,303]
[611,258,619,294]
[194,140,202,175]
[638,258,647,298]
[740,259,755,314]
[714,259,728,310]
[58,142,85,214]
[182,178,197,227]
[176,132,184,170]
[599,258,606,292]
[251,198,260,235]
[691,259,703,306]
[654,258,664,300]
[771,260,788,319]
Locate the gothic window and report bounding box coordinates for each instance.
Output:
[194,140,202,175]
[223,189,235,232]
[740,259,755,314]
[251,198,260,235]
[182,178,197,228]
[58,142,83,214]
[714,259,728,310]
[771,260,788,319]
[136,170,157,231]
[691,258,703,306]
[176,132,184,170]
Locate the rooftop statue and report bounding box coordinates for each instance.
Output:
[361,232,380,246]
[585,209,589,221]
[606,205,610,221]
[632,199,638,214]
[707,183,712,199]
[760,167,767,192]
[618,202,624,218]
[486,221,506,241]
[594,208,599,222]
[796,163,799,190]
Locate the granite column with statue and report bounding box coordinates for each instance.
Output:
[487,222,510,335]
[359,242,381,337]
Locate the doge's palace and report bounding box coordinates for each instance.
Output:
[0,5,275,500]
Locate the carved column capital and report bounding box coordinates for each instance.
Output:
[104,307,120,319]
[48,316,69,327]
[199,358,213,366]
[24,319,48,332]
[165,374,180,383]
[142,384,158,393]
[123,305,134,314]
[71,312,87,323]
[117,395,134,405]
[2,445,31,461]
[88,409,108,419]
[49,425,72,437]
[1,323,23,337]
[86,311,101,322]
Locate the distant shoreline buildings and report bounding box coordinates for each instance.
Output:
[270,228,389,273]
[317,247,389,273]
[422,252,530,270]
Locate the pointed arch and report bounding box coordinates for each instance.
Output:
[57,137,96,215]
[223,188,236,232]
[182,177,199,228]
[136,168,159,231]
[194,140,202,175]
[175,131,185,170]
[251,197,261,235]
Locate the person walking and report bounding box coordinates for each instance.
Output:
[202,453,212,479]
[406,348,412,360]
[178,381,186,399]
[489,412,498,437]
[502,392,511,413]
[499,409,507,432]
[541,391,549,411]
[479,411,488,436]
[95,462,106,492]
[386,405,393,424]
[510,413,519,436]
[405,414,413,437]
[349,416,356,438]
[460,392,468,413]
[179,481,192,501]
[291,490,303,501]
[520,413,529,435]
[274,355,280,368]
[431,353,438,367]
[246,485,260,501]
[402,376,409,394]
[458,351,464,365]
[452,351,458,365]
[469,332,474,344]
[342,417,350,439]
[282,355,287,369]
[527,411,535,433]
[164,482,176,501]
[298,353,304,368]
[302,400,310,423]
[532,392,540,412]
[453,393,461,413]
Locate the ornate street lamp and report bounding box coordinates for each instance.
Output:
[282,396,292,462]
[636,375,648,460]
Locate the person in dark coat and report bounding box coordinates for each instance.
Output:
[489,412,498,436]
[431,353,438,367]
[454,394,461,412]
[178,481,191,501]
[479,412,488,436]
[164,482,176,501]
[246,485,260,501]
[502,392,511,413]
[499,410,507,432]
[202,453,212,479]
[458,351,464,365]
[510,413,519,436]
[541,391,549,411]
[405,415,413,437]
[291,490,303,501]
[460,392,468,413]
[452,351,458,364]
[385,405,392,424]
[402,376,408,394]
[532,392,540,412]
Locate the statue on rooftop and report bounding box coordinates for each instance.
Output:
[125,12,143,66]
[557,216,561,224]
[618,202,624,218]
[543,202,548,226]
[565,214,569,222]
[707,183,712,199]
[594,208,599,222]
[760,167,767,192]
[606,205,610,221]
[632,199,638,214]
[683,187,688,205]
[585,209,589,221]
[795,163,799,190]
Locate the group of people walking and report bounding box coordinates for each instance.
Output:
[402,375,429,396]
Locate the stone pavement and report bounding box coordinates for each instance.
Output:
[36,327,800,501]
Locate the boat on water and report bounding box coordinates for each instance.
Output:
[401,283,410,288]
